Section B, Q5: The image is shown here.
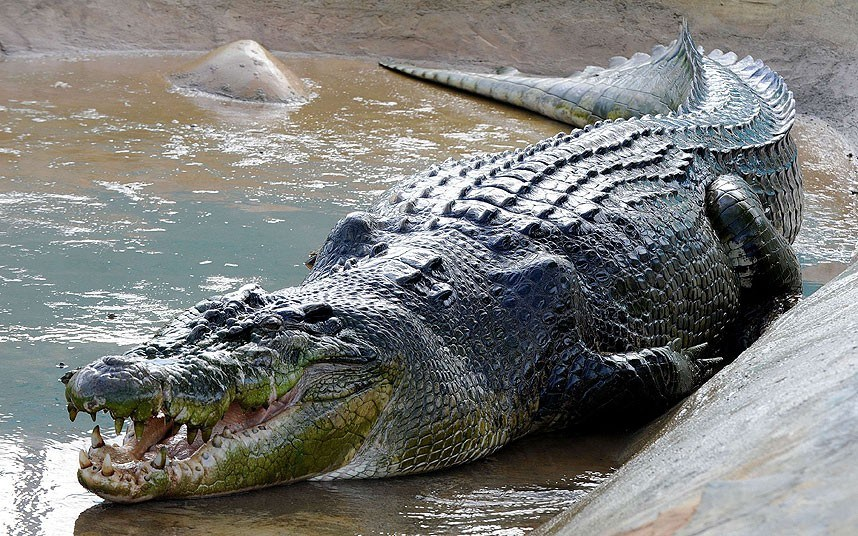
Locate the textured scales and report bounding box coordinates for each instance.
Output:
[64,25,802,502]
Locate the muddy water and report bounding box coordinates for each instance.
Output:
[791,116,858,293]
[0,53,855,536]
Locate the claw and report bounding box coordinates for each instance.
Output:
[91,425,105,448]
[102,452,114,476]
[151,446,167,469]
[79,449,92,469]
[698,356,724,371]
[685,342,709,358]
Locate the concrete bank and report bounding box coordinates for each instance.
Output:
[541,260,858,535]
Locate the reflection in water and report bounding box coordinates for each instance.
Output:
[0,53,855,535]
[0,436,97,536]
[70,434,620,536]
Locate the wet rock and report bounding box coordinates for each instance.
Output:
[169,39,308,103]
[542,260,858,535]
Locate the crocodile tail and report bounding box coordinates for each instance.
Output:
[380,22,705,128]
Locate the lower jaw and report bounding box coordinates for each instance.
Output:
[76,393,312,502]
[77,420,276,502]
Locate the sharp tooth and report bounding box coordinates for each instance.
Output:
[221,428,234,439]
[102,453,114,476]
[186,427,198,445]
[170,422,182,437]
[115,418,125,436]
[174,406,189,422]
[68,404,78,422]
[89,412,97,422]
[134,420,145,441]
[212,435,223,448]
[151,446,167,469]
[79,449,92,469]
[91,426,105,448]
[201,427,212,443]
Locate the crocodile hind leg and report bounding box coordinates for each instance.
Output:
[705,174,802,350]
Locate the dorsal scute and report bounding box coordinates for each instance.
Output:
[375,122,696,248]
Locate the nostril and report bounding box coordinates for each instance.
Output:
[301,303,334,323]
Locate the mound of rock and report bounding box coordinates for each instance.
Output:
[169,39,308,103]
[542,260,858,535]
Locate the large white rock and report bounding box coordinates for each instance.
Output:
[170,39,308,103]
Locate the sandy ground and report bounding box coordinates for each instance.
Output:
[1,0,857,154]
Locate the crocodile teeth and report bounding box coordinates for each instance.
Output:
[102,453,114,476]
[79,449,92,469]
[68,404,78,422]
[212,435,223,448]
[151,446,167,469]
[91,426,105,448]
[115,418,125,436]
[134,420,145,441]
[89,412,97,422]
[201,427,213,443]
[187,427,199,445]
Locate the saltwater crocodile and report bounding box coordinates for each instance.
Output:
[63,25,802,502]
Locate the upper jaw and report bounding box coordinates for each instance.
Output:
[64,344,292,445]
[64,282,377,446]
[64,330,375,442]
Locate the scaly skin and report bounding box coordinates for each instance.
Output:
[64,25,802,502]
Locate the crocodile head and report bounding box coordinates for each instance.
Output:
[64,281,411,502]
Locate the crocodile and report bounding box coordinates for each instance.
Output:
[63,24,802,502]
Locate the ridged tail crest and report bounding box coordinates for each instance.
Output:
[380,22,705,127]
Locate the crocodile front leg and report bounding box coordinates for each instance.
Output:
[539,341,720,429]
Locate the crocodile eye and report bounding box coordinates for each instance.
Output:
[259,315,283,331]
[301,303,334,323]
